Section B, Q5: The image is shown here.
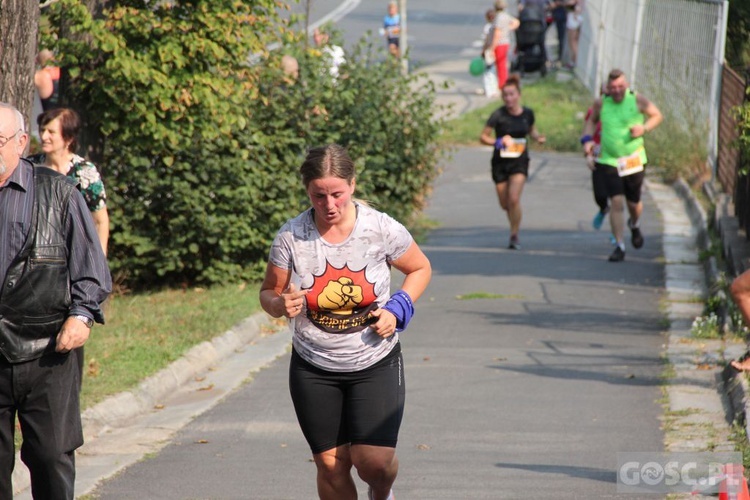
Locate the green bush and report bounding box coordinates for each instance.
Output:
[45,2,446,288]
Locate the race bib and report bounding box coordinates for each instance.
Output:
[499,138,527,158]
[617,152,644,177]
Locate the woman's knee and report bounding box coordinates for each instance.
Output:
[507,194,522,209]
[351,446,397,480]
[314,447,353,480]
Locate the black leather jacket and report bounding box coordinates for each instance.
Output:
[0,167,77,362]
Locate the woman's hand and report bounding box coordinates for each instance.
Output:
[369,308,398,338]
[279,283,308,318]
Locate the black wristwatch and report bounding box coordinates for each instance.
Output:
[72,315,94,329]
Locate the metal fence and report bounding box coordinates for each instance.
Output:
[576,0,728,168]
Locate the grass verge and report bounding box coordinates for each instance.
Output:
[81,282,261,409]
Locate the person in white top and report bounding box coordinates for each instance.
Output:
[481,8,500,98]
[565,0,584,68]
[491,0,521,90]
[260,144,431,500]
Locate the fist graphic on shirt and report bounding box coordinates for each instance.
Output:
[318,277,364,314]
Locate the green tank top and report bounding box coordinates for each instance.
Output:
[598,90,647,168]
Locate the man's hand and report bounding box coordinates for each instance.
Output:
[56,317,91,353]
[630,124,647,138]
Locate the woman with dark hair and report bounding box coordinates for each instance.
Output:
[479,74,546,250]
[260,144,431,500]
[27,108,109,255]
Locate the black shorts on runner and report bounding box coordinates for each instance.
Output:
[491,159,529,184]
[592,162,645,204]
[289,343,405,455]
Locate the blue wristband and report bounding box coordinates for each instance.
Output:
[494,138,505,150]
[382,290,414,332]
[580,134,593,145]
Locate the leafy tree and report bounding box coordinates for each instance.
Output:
[43,0,291,286]
[43,2,446,289]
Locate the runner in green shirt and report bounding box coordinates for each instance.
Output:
[581,69,662,262]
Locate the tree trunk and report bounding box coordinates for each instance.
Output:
[0,0,40,137]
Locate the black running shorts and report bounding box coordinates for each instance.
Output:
[289,344,405,455]
[592,162,645,204]
[491,158,529,184]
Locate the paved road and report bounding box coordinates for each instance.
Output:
[88,145,666,498]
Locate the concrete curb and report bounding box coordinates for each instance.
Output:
[80,312,274,439]
[673,178,710,254]
[723,364,749,433]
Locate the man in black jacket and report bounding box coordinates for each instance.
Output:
[0,102,111,499]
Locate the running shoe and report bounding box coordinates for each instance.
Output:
[508,235,521,250]
[628,219,644,249]
[608,246,625,262]
[592,208,609,230]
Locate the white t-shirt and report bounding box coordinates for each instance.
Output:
[268,202,413,372]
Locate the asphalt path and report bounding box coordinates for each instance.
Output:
[87,2,668,499]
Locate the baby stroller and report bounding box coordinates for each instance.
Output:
[512,7,547,77]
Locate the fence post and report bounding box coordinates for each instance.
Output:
[400,0,408,75]
[709,1,730,175]
[594,0,610,95]
[630,0,645,87]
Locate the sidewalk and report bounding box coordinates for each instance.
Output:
[12,60,746,498]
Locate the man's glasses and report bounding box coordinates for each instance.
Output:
[0,130,22,148]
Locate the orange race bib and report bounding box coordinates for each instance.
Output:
[500,138,527,158]
[617,152,644,177]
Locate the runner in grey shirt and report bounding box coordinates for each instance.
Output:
[260,144,431,500]
[269,201,413,372]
